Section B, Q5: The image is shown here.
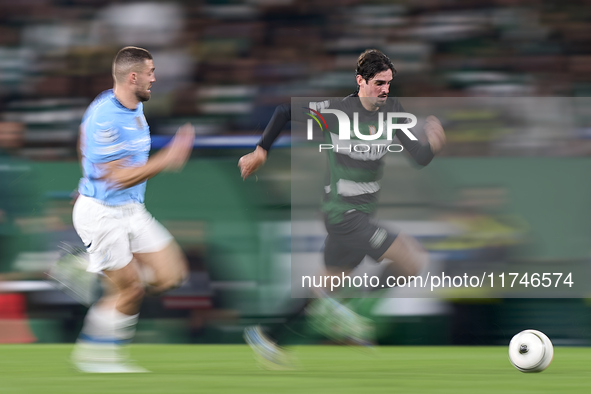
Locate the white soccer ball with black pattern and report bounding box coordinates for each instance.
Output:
[508,329,553,373]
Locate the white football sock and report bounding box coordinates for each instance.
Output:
[112,308,139,342]
[79,305,139,342]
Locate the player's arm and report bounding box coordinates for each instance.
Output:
[395,101,446,166]
[238,99,324,179]
[423,115,446,154]
[100,124,195,189]
[397,129,435,166]
[398,117,446,166]
[99,154,168,189]
[238,103,292,179]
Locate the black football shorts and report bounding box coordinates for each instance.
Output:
[323,210,397,269]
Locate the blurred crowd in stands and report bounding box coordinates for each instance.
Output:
[1,0,591,159]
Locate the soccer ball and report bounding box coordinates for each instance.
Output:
[508,329,553,373]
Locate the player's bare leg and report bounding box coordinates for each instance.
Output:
[309,234,428,346]
[133,240,189,294]
[378,233,429,280]
[102,260,145,315]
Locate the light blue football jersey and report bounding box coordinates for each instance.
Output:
[78,89,151,205]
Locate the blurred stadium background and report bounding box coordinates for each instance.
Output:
[1,0,591,350]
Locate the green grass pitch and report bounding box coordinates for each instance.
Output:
[0,345,589,393]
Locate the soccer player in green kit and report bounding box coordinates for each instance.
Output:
[240,49,446,369]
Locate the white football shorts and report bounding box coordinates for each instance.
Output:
[72,194,173,273]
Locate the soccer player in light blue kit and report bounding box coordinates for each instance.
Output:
[71,46,195,373]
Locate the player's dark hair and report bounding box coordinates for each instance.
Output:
[112,46,153,82]
[355,49,396,83]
